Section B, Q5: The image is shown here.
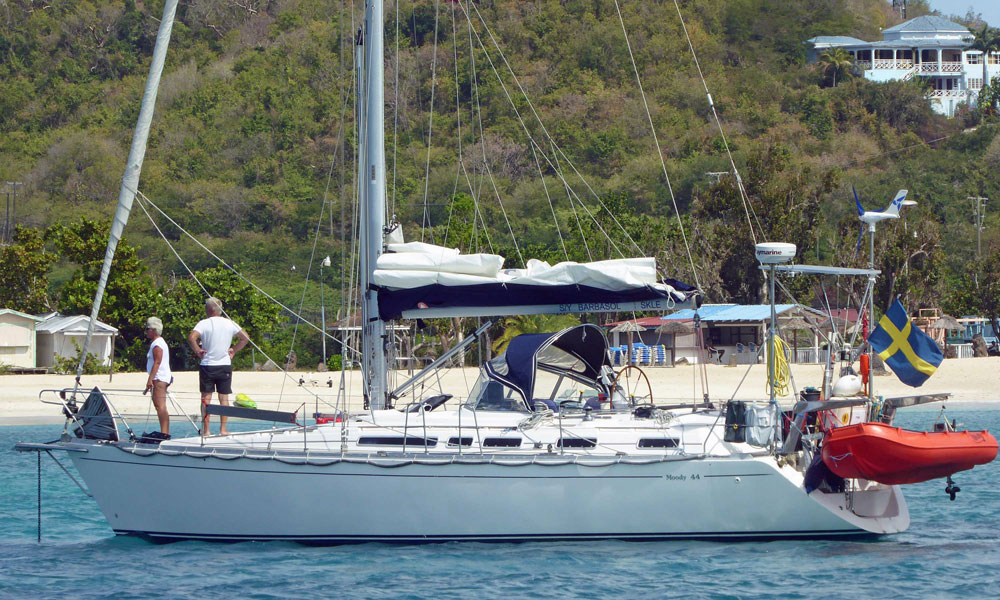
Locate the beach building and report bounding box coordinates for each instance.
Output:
[606,304,852,366]
[806,15,998,117]
[34,313,118,369]
[0,309,45,370]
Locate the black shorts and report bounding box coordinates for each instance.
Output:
[199,365,233,395]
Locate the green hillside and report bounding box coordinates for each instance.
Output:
[2,0,999,369]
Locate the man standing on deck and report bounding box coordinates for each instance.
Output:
[188,297,250,436]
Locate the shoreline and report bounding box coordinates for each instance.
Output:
[2,358,998,426]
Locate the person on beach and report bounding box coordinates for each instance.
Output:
[144,317,171,439]
[188,297,249,436]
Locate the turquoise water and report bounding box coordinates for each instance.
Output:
[2,409,999,599]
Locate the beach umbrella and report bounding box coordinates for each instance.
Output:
[610,321,644,364]
[656,320,695,334]
[776,316,816,330]
[929,315,962,331]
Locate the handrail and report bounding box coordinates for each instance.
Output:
[389,320,492,402]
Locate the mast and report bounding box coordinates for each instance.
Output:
[359,0,389,409]
[867,223,876,401]
[76,0,178,380]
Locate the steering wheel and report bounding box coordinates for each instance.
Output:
[612,365,653,406]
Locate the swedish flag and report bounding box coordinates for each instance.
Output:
[868,298,943,387]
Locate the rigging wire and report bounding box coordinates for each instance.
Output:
[551,141,593,261]
[134,190,354,356]
[392,0,400,219]
[420,0,441,243]
[530,143,569,261]
[462,1,644,260]
[613,0,700,290]
[461,1,509,258]
[444,0,465,248]
[671,0,763,246]
[132,193,339,411]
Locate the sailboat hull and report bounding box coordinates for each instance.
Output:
[69,441,906,542]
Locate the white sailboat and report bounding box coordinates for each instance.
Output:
[21,0,990,543]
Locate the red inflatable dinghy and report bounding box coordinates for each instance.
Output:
[821,422,998,485]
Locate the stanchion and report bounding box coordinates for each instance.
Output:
[37,451,42,543]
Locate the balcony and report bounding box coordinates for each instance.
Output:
[919,61,963,73]
[870,59,914,70]
[927,89,970,98]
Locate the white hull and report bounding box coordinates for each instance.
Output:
[69,439,907,543]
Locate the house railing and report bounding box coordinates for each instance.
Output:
[918,61,963,73]
[927,89,969,98]
[871,59,913,69]
[951,343,974,359]
[792,348,831,364]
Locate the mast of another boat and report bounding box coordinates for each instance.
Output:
[74,0,179,384]
[358,0,389,409]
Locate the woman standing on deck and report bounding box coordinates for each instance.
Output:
[144,317,171,439]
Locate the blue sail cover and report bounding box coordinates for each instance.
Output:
[483,324,610,407]
[378,280,696,321]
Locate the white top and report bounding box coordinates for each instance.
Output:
[374,242,661,291]
[146,337,171,382]
[193,316,243,366]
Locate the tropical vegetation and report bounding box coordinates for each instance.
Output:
[1,0,999,370]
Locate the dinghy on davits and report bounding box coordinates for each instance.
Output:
[822,422,998,485]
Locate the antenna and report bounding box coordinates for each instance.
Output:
[756,242,796,419]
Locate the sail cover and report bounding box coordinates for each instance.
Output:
[484,324,610,407]
[374,243,698,320]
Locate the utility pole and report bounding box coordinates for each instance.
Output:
[892,0,906,20]
[971,196,988,258]
[4,181,23,244]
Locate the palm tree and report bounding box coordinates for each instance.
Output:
[971,25,1000,90]
[491,314,581,354]
[817,47,854,87]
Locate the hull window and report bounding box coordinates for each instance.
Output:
[638,438,679,448]
[483,437,522,447]
[558,438,598,448]
[358,436,438,447]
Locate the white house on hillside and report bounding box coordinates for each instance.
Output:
[807,15,999,117]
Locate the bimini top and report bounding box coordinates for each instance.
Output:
[483,324,611,408]
[373,242,699,320]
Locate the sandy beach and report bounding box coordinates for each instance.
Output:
[3,356,998,427]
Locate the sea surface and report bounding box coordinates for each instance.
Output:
[2,408,999,599]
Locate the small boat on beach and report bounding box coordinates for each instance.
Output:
[822,422,998,485]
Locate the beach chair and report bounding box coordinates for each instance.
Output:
[640,346,652,366]
[609,347,622,367]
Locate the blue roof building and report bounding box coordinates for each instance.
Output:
[806,15,996,117]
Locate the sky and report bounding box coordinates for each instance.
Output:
[927,1,1000,27]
